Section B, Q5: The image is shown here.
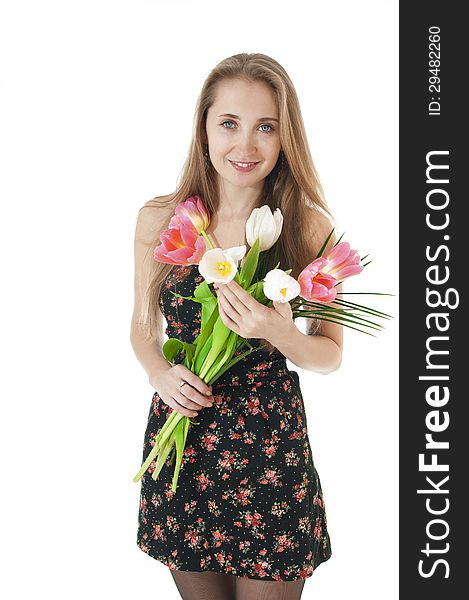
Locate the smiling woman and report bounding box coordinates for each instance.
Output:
[203,77,282,207]
[131,52,341,598]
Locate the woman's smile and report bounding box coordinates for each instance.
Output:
[228,159,260,172]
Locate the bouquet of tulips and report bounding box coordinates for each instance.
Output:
[133,195,392,492]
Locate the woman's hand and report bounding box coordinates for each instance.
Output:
[153,364,214,417]
[214,279,296,345]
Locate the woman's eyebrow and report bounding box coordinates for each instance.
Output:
[217,113,279,122]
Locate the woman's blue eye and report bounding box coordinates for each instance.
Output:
[220,120,274,133]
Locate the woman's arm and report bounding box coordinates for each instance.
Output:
[130,329,172,386]
[267,209,344,374]
[267,300,343,374]
[130,198,173,387]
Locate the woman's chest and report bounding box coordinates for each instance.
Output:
[205,221,249,251]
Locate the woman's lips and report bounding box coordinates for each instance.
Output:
[229,160,259,172]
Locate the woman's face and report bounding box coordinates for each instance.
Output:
[205,78,281,191]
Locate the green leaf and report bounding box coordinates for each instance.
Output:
[297,309,384,331]
[171,417,190,492]
[204,330,239,382]
[334,231,345,246]
[194,281,218,333]
[184,343,196,367]
[194,331,214,373]
[151,428,176,482]
[192,303,220,368]
[239,237,260,288]
[194,279,212,299]
[251,236,282,283]
[198,314,233,380]
[295,301,386,329]
[162,338,185,363]
[332,297,394,318]
[310,314,377,336]
[299,297,393,319]
[169,291,199,302]
[315,227,335,258]
[206,340,262,385]
[133,410,181,482]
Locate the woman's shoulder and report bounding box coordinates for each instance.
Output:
[304,205,337,255]
[140,193,175,213]
[135,194,175,243]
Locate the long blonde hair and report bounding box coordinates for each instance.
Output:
[139,52,336,345]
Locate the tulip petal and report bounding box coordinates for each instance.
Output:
[301,256,328,278]
[309,282,337,302]
[174,194,210,233]
[333,264,364,280]
[190,236,209,264]
[153,245,193,265]
[273,209,283,243]
[313,272,337,288]
[245,205,283,251]
[179,222,199,246]
[159,227,183,249]
[168,214,183,230]
[177,214,199,234]
[257,209,275,251]
[224,245,247,262]
[325,242,351,270]
[198,248,238,283]
[263,269,300,302]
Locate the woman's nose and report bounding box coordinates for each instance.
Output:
[236,133,257,155]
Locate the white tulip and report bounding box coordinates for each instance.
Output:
[198,245,246,284]
[263,268,300,303]
[246,205,283,252]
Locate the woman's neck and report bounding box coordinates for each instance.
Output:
[216,180,262,220]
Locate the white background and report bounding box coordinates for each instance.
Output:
[0,1,398,598]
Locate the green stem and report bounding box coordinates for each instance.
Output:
[200,230,215,249]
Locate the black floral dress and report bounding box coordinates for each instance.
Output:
[136,264,332,581]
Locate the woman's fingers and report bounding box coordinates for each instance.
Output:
[177,365,213,397]
[175,386,213,411]
[165,365,214,416]
[169,397,199,418]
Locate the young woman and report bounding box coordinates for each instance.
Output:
[131,53,343,600]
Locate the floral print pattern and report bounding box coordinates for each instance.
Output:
[136,264,332,581]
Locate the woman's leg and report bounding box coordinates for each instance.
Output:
[234,576,306,600]
[169,569,236,600]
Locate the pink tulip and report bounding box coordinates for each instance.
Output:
[298,257,338,302]
[174,194,210,234]
[152,195,211,265]
[153,222,208,265]
[324,242,363,280]
[298,242,363,302]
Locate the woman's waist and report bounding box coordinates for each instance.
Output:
[172,338,296,387]
[209,353,295,388]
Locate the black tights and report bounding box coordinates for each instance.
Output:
[170,569,306,600]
